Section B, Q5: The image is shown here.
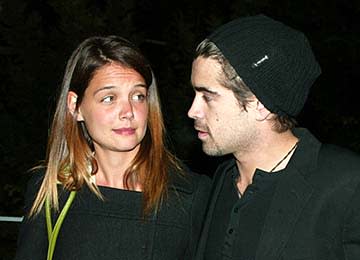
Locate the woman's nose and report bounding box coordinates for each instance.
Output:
[119,101,134,120]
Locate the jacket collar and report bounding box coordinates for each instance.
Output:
[290,127,322,176]
[255,128,321,260]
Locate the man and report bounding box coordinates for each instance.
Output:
[188,14,360,260]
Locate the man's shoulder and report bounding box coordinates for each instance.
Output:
[312,144,360,185]
[319,144,360,168]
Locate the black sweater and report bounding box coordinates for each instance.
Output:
[15,170,211,260]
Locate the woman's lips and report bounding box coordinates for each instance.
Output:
[113,128,136,135]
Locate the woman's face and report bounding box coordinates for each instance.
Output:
[76,63,148,155]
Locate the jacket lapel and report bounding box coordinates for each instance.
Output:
[255,168,314,260]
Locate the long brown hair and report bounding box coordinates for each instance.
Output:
[30,36,181,216]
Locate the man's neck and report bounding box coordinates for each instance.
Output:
[233,130,298,194]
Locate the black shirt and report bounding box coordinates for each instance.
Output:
[204,163,283,260]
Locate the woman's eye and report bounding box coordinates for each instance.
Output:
[132,93,147,102]
[101,96,114,103]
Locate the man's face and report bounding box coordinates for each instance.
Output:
[188,57,259,156]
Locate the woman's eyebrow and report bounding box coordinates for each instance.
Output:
[93,84,147,96]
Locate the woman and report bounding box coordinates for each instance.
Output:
[15,35,210,260]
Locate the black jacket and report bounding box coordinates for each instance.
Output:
[196,128,360,260]
[15,169,211,260]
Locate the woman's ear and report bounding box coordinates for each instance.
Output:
[67,91,78,115]
[67,91,83,121]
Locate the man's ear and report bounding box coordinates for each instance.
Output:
[255,100,272,121]
[67,91,83,121]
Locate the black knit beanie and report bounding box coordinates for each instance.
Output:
[208,14,321,117]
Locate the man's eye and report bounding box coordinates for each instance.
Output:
[101,96,114,103]
[202,95,212,102]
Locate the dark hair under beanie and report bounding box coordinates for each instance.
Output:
[208,14,321,117]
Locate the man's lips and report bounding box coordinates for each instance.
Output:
[197,131,209,139]
[113,128,136,135]
[194,127,209,139]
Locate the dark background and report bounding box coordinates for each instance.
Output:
[1,0,359,258]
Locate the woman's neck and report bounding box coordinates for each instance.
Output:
[93,148,140,190]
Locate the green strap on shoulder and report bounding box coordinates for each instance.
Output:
[45,190,77,260]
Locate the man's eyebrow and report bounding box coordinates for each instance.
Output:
[193,86,219,95]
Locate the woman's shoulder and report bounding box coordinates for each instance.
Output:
[25,168,45,192]
[27,167,45,184]
[22,168,45,209]
[169,164,211,195]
